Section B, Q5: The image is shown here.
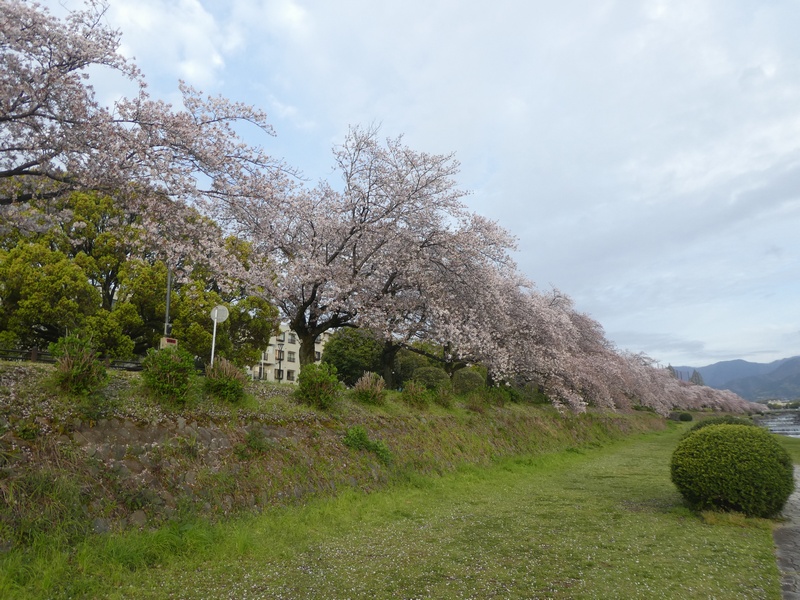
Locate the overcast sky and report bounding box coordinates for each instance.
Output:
[47,0,800,367]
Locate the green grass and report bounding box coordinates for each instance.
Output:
[0,423,782,599]
[777,434,800,464]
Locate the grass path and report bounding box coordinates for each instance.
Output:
[4,423,785,599]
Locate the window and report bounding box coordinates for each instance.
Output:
[286,370,296,382]
[275,349,284,360]
[288,333,297,344]
[274,369,283,380]
[315,351,321,361]
[277,332,285,342]
[287,351,296,363]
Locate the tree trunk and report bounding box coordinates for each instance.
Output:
[380,340,401,389]
[298,332,318,367]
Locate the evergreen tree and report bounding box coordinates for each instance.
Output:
[689,369,705,386]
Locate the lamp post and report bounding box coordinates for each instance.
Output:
[276,343,284,382]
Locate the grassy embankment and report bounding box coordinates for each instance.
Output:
[0,362,793,598]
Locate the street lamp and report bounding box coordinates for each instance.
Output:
[276,342,284,382]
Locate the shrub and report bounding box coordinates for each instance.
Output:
[342,424,370,450]
[504,382,550,405]
[452,368,485,395]
[668,411,694,421]
[393,349,434,388]
[465,391,487,413]
[369,439,392,465]
[204,357,247,403]
[352,372,387,405]
[234,428,272,459]
[142,346,196,401]
[244,428,271,453]
[343,425,392,464]
[682,415,756,438]
[433,385,453,408]
[670,424,794,518]
[485,386,513,407]
[412,366,451,391]
[401,380,429,409]
[294,362,342,410]
[49,334,107,395]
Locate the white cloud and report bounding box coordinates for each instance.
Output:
[108,0,227,88]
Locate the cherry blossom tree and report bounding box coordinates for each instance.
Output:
[354,214,524,385]
[491,286,762,414]
[220,125,519,367]
[0,0,291,274]
[1,3,764,414]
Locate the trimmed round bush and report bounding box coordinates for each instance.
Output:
[412,366,451,391]
[670,424,794,518]
[452,368,485,395]
[678,412,694,422]
[682,415,756,439]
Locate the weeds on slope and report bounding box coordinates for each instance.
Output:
[0,424,783,600]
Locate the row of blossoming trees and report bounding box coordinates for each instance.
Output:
[0,0,756,414]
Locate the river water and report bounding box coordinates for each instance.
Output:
[755,411,800,438]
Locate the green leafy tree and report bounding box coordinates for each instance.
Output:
[118,260,276,365]
[0,230,275,364]
[43,192,143,311]
[321,328,383,386]
[1,192,146,309]
[225,295,277,366]
[117,259,171,353]
[0,192,143,355]
[0,242,100,348]
[82,306,139,359]
[0,190,277,362]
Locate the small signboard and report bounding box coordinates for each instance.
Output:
[211,305,229,323]
[209,305,229,366]
[160,337,178,349]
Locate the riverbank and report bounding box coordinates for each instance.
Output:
[4,423,791,599]
[0,362,665,554]
[758,411,800,438]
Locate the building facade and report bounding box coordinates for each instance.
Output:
[250,324,329,383]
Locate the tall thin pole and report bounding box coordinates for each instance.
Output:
[210,317,218,367]
[164,268,172,336]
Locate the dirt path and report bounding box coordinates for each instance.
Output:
[775,468,800,599]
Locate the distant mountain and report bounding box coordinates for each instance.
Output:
[673,356,800,401]
[724,358,800,401]
[673,358,794,388]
